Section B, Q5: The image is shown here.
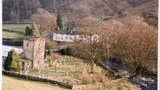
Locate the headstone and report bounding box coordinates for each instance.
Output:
[66,71,69,76]
[24,70,28,75]
[42,74,45,78]
[48,75,50,79]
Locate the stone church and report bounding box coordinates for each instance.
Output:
[20,37,45,70]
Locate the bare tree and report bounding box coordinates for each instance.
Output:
[30,8,57,35]
[71,16,157,78]
[71,17,114,73]
[110,16,158,79]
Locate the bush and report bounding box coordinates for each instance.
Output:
[50,53,60,60]
[45,39,57,50]
[81,73,93,84]
[92,73,106,83]
[59,47,72,56]
[81,73,106,84]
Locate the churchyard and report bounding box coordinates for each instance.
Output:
[22,55,106,84]
[9,54,139,90]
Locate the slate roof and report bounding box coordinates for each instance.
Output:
[54,29,84,35]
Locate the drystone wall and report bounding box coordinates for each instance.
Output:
[2,70,108,90]
[2,70,72,89]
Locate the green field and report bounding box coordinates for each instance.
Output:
[3,31,24,39]
[2,24,28,38]
[2,76,70,90]
[3,24,28,32]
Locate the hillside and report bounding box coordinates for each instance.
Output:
[126,0,158,27]
[127,0,158,16]
[3,0,158,23]
[61,0,158,21]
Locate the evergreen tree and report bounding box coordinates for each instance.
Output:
[4,49,20,72]
[56,12,63,30]
[65,47,72,56]
[25,23,41,38]
[31,23,41,38]
[25,25,31,36]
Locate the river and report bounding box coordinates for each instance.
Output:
[101,60,157,90]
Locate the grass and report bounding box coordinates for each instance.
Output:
[27,56,104,84]
[128,0,158,16]
[2,24,27,39]
[3,31,24,39]
[2,75,71,90]
[3,55,141,90]
[91,79,141,90]
[3,24,28,32]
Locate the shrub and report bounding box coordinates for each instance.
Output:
[45,39,57,50]
[81,72,106,84]
[59,47,72,56]
[50,53,60,60]
[81,73,93,84]
[92,73,106,83]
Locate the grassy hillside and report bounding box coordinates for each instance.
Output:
[62,0,129,21]
[2,76,141,90]
[2,76,70,90]
[3,32,24,39]
[127,0,158,16]
[3,24,28,32]
[3,0,158,23]
[2,24,27,39]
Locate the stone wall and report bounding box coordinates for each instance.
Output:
[2,70,108,90]
[2,70,72,89]
[3,38,23,46]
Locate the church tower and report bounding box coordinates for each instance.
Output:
[23,23,45,68]
[23,38,45,68]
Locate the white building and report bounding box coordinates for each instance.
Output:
[53,30,99,42]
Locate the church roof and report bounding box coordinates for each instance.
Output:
[21,59,32,63]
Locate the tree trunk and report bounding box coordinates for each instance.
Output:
[90,60,94,73]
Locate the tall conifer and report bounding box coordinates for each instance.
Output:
[4,49,20,72]
[56,12,63,30]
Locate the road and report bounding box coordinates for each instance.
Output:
[2,45,23,57]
